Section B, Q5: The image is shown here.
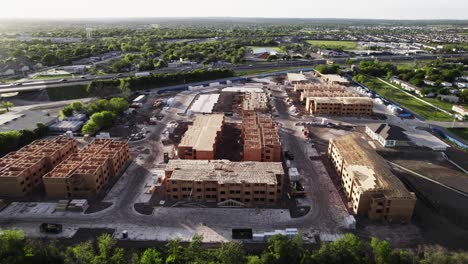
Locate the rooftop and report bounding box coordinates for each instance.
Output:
[322,74,350,83]
[179,114,224,151]
[0,110,56,132]
[166,159,284,184]
[287,73,307,82]
[367,123,409,141]
[331,134,414,199]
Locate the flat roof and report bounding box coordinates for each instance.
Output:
[166,159,284,184]
[179,114,224,151]
[331,134,414,199]
[287,73,307,82]
[222,87,264,93]
[322,74,350,83]
[0,110,56,132]
[190,94,220,113]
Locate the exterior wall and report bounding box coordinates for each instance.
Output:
[43,140,130,199]
[242,112,281,162]
[368,195,416,223]
[310,100,373,116]
[0,137,78,197]
[166,179,281,206]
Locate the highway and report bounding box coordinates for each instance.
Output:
[1,53,466,93]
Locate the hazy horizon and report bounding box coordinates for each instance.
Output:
[1,0,467,20]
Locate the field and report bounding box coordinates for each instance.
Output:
[306,40,358,50]
[359,76,453,121]
[47,84,89,101]
[447,128,468,141]
[246,46,284,52]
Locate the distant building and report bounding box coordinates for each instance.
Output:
[0,110,57,132]
[441,82,453,88]
[423,80,437,87]
[287,72,308,84]
[321,74,350,86]
[437,94,459,103]
[365,123,410,147]
[328,134,416,223]
[164,159,285,206]
[242,92,269,113]
[390,78,423,96]
[452,105,468,120]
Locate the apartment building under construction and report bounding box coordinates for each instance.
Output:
[0,137,78,197]
[242,92,268,112]
[43,139,130,199]
[307,97,373,116]
[242,111,281,162]
[328,134,416,223]
[165,159,284,206]
[178,114,224,160]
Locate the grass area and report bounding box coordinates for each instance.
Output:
[306,40,358,50]
[32,74,72,80]
[447,128,468,141]
[423,98,457,113]
[359,76,453,121]
[47,84,89,101]
[247,46,284,52]
[234,67,309,77]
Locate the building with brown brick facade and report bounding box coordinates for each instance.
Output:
[242,112,281,162]
[43,139,130,199]
[0,137,78,197]
[165,159,284,206]
[178,114,224,160]
[328,134,416,223]
[307,97,373,116]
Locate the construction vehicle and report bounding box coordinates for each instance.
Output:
[290,182,306,198]
[163,152,169,163]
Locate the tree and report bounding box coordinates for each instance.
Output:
[140,248,163,264]
[109,98,129,114]
[0,101,14,112]
[267,54,278,61]
[82,120,99,135]
[61,105,74,117]
[371,237,393,264]
[218,242,246,264]
[261,235,304,264]
[64,241,95,264]
[165,239,184,264]
[70,101,83,112]
[90,111,116,128]
[155,60,168,69]
[41,53,58,66]
[119,80,132,99]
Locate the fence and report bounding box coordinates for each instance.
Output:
[432,128,468,150]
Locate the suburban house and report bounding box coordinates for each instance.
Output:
[390,78,423,96]
[437,94,460,103]
[452,105,468,121]
[365,123,410,147]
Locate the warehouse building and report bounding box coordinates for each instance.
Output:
[328,134,416,223]
[43,139,130,199]
[0,137,78,197]
[307,97,373,116]
[178,114,224,160]
[165,159,284,206]
[242,92,269,112]
[242,112,281,162]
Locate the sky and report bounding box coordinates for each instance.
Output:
[1,0,467,20]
